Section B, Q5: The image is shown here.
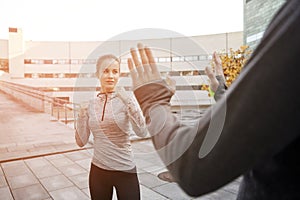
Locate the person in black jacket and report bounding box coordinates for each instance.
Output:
[126,0,300,199]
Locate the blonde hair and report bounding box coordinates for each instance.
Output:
[96,54,120,76]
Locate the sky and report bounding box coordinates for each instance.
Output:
[0,0,243,41]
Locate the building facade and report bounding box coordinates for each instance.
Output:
[2,29,243,79]
[244,0,286,50]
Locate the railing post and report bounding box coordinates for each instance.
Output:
[51,102,53,117]
[57,103,60,121]
[64,103,67,124]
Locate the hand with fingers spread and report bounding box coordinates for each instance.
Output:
[128,43,163,90]
[205,52,227,100]
[212,51,225,81]
[127,2,300,199]
[205,52,226,92]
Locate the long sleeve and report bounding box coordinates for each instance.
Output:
[214,75,227,102]
[75,109,91,147]
[134,0,300,197]
[126,94,148,138]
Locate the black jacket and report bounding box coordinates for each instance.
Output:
[134,0,300,199]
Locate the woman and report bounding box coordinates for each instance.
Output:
[75,54,147,200]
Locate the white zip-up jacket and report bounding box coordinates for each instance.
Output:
[75,92,147,171]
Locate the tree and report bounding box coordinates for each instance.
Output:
[201,45,252,94]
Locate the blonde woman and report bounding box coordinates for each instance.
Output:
[75,54,147,200]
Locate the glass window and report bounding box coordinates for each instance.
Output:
[58,59,70,64]
[184,56,198,61]
[172,56,184,62]
[71,59,79,64]
[199,55,207,60]
[158,57,171,62]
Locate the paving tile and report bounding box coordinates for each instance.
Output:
[68,172,89,189]
[54,143,80,151]
[138,172,167,188]
[0,147,8,153]
[6,173,39,189]
[27,145,57,153]
[222,179,240,194]
[25,157,51,169]
[142,164,166,175]
[49,186,89,200]
[75,158,91,170]
[0,175,7,187]
[203,189,237,200]
[81,187,90,198]
[0,186,14,200]
[1,160,26,169]
[64,150,91,161]
[0,91,240,200]
[44,154,65,160]
[134,158,156,169]
[0,151,31,162]
[136,167,147,175]
[47,156,74,168]
[7,144,34,152]
[40,174,74,192]
[1,160,32,177]
[152,182,193,200]
[12,184,50,200]
[193,195,213,200]
[84,148,94,155]
[140,185,169,200]
[58,163,87,177]
[29,165,61,179]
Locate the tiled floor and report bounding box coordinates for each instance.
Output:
[0,90,241,199]
[0,141,241,200]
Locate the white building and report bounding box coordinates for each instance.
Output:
[0,28,243,117]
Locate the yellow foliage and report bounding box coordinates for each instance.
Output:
[221,46,251,87]
[202,45,251,92]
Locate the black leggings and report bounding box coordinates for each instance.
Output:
[89,163,140,200]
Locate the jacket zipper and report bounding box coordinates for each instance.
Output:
[101,94,108,121]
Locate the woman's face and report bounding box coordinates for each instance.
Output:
[98,58,120,93]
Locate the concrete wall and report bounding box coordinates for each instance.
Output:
[8,28,25,78]
[0,39,8,58]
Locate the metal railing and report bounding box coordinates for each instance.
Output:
[0,79,214,128]
[0,80,79,125]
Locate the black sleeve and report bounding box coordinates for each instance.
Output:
[134,0,300,197]
[214,75,227,101]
